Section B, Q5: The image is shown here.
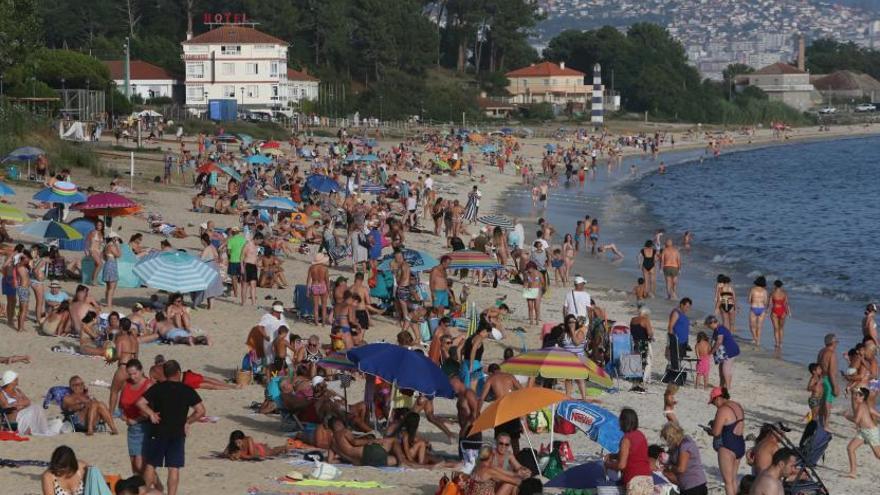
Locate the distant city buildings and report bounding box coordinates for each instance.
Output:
[535,0,880,81]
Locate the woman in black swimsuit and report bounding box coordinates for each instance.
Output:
[714,274,737,334]
[638,240,657,297]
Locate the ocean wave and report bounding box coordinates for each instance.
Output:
[711,254,741,264]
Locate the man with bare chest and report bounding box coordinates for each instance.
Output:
[479,364,523,451]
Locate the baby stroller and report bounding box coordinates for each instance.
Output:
[779,420,831,495]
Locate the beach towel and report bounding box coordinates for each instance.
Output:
[0,431,29,441]
[279,480,394,489]
[83,466,112,495]
[0,458,48,466]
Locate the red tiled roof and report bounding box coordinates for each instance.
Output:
[752,62,806,75]
[506,61,585,78]
[103,60,175,81]
[287,68,319,82]
[477,97,514,110]
[183,25,287,45]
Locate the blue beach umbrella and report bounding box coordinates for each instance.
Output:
[0,182,15,196]
[305,174,340,194]
[33,181,87,204]
[218,164,242,181]
[546,461,669,489]
[556,400,624,453]
[345,154,378,163]
[255,196,299,212]
[246,154,272,166]
[480,144,498,154]
[377,249,439,273]
[3,146,45,162]
[18,220,83,240]
[134,251,220,293]
[236,133,254,144]
[347,343,454,398]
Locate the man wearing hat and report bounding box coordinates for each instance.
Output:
[44,280,70,315]
[259,301,288,361]
[563,275,591,324]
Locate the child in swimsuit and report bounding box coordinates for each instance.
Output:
[695,332,712,389]
[663,384,679,424]
[224,430,290,460]
[806,363,824,422]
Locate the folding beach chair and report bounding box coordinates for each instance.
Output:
[292,284,314,321]
[777,420,831,495]
[609,325,644,387]
[662,334,691,386]
[0,407,16,431]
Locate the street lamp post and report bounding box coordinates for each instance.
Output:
[85,79,90,120]
[1,74,4,97]
[60,78,65,112]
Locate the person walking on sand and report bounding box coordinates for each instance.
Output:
[817,333,839,426]
[845,387,880,478]
[306,253,330,326]
[706,316,740,389]
[768,280,790,350]
[863,303,877,343]
[660,239,681,299]
[748,277,769,346]
[240,233,260,305]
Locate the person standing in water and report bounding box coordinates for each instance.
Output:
[748,277,769,346]
[862,304,877,343]
[638,240,657,298]
[768,280,790,350]
[660,239,681,300]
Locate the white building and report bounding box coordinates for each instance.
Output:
[287,68,319,103]
[103,60,177,100]
[182,25,290,111]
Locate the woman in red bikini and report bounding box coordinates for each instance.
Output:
[224,430,290,460]
[769,280,791,350]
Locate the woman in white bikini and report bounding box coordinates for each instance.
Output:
[85,220,105,286]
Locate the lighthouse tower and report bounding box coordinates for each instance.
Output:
[591,63,604,127]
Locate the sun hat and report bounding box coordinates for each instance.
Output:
[1,370,18,387]
[311,376,325,387]
[272,302,285,313]
[573,276,586,285]
[313,252,329,265]
[707,386,724,404]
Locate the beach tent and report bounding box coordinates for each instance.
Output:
[136,110,162,118]
[61,121,85,141]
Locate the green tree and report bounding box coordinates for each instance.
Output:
[28,48,111,89]
[0,0,42,72]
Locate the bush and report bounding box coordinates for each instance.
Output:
[180,119,288,140]
[519,102,555,121]
[145,96,173,106]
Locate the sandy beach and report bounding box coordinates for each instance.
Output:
[4,122,880,495]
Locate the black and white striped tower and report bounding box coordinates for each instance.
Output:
[591,63,604,127]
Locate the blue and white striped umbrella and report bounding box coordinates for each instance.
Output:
[358,183,386,194]
[133,251,220,293]
[477,215,514,230]
[255,196,299,212]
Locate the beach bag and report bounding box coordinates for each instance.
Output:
[310,460,340,480]
[235,369,252,386]
[541,450,565,480]
[527,408,551,433]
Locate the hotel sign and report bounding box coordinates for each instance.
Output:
[203,12,249,24]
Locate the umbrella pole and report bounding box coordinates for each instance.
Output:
[520,418,541,474]
[549,403,555,453]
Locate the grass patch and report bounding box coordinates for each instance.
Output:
[181,119,289,140]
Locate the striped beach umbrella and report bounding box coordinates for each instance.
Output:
[0,182,15,196]
[255,197,299,212]
[500,347,613,389]
[0,204,27,223]
[33,181,87,204]
[445,249,501,271]
[317,352,357,373]
[18,220,83,240]
[133,251,220,293]
[478,215,514,230]
[358,183,386,195]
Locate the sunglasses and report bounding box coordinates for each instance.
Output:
[71,382,85,387]
[497,442,510,447]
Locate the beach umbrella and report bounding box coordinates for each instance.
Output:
[358,183,386,195]
[72,192,138,211]
[255,197,299,212]
[246,154,273,166]
[347,343,454,398]
[444,249,501,271]
[500,348,613,389]
[555,400,624,454]
[196,162,223,174]
[470,387,566,434]
[262,148,285,157]
[218,164,242,181]
[545,461,607,489]
[0,204,27,223]
[0,182,15,196]
[2,146,45,162]
[477,215,514,230]
[480,144,498,154]
[305,174,340,194]
[236,133,254,144]
[261,140,282,149]
[133,251,220,293]
[317,352,357,373]
[17,220,83,241]
[33,181,87,204]
[345,154,378,163]
[377,248,439,273]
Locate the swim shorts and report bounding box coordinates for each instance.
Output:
[244,263,258,283]
[822,375,836,405]
[433,289,449,308]
[16,286,30,304]
[663,266,680,277]
[227,262,241,277]
[362,443,388,467]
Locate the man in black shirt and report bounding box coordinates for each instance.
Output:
[137,359,205,495]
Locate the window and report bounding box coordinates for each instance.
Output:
[270,62,279,77]
[221,63,234,76]
[186,85,204,101]
[223,85,235,98]
[272,85,279,98]
[221,45,241,55]
[186,63,204,78]
[247,85,258,98]
[544,79,551,85]
[245,63,259,75]
[255,44,274,50]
